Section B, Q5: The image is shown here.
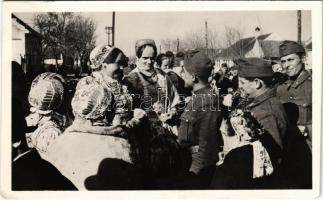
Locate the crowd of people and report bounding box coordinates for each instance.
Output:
[11,39,312,190]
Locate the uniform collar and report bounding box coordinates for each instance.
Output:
[139,69,157,78]
[290,69,311,88]
[283,69,311,89]
[246,88,276,109]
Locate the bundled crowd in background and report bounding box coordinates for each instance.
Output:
[11,38,312,190]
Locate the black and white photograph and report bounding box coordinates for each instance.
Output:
[1,1,322,200]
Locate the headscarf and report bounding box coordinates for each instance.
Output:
[135,39,156,57]
[229,109,274,178]
[90,44,127,69]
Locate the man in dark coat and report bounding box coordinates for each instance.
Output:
[276,40,312,150]
[209,58,289,189]
[178,50,222,176]
[234,57,289,151]
[276,40,312,189]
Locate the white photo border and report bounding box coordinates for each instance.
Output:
[1,1,322,200]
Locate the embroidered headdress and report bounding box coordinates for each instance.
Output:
[28,73,64,114]
[90,44,126,69]
[71,83,112,120]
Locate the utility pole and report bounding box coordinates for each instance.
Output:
[205,21,208,56]
[112,11,115,46]
[105,26,112,45]
[297,10,302,44]
[177,37,179,53]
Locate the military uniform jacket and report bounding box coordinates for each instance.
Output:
[178,86,222,174]
[246,88,289,150]
[276,69,312,127]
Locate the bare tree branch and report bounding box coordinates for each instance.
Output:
[33,12,97,66]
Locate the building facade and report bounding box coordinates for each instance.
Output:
[12,14,42,73]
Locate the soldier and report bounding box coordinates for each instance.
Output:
[178,50,222,175]
[235,57,289,151]
[276,41,312,189]
[276,40,312,150]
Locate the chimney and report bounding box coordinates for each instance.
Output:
[255,27,261,38]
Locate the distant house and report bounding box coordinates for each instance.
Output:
[214,28,282,68]
[12,14,42,73]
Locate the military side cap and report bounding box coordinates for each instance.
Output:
[234,57,273,78]
[184,50,213,79]
[135,39,156,55]
[279,40,305,57]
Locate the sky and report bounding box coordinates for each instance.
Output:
[15,11,311,57]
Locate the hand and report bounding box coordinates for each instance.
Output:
[126,118,140,129]
[25,112,41,127]
[230,115,252,142]
[159,110,176,123]
[159,113,172,123]
[121,109,147,130]
[133,108,147,120]
[152,102,164,115]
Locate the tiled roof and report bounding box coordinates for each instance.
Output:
[12,14,40,36]
[259,40,280,58]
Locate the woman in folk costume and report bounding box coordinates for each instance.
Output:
[124,39,184,136]
[210,109,283,189]
[76,44,133,126]
[45,83,147,190]
[25,72,66,156]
